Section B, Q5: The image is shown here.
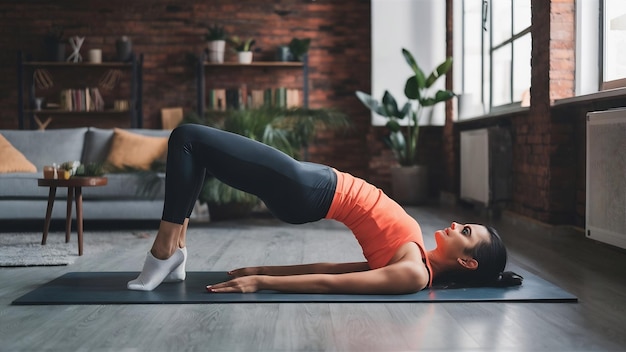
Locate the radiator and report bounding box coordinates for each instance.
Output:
[460,129,490,205]
[586,109,626,249]
[460,127,512,207]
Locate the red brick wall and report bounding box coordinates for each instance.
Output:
[517,0,575,223]
[0,0,374,179]
[549,0,576,101]
[443,0,457,195]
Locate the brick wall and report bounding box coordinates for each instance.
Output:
[519,0,575,223]
[0,0,375,180]
[442,0,457,195]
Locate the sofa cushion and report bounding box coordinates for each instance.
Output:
[0,128,88,170]
[83,127,171,165]
[81,128,115,165]
[105,128,169,170]
[0,134,37,173]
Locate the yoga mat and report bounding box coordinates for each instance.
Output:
[12,269,576,305]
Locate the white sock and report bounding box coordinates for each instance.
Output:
[127,249,184,291]
[163,247,187,283]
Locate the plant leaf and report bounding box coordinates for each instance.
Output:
[434,89,456,102]
[418,90,456,107]
[404,76,421,100]
[382,90,401,118]
[386,131,406,163]
[355,91,387,117]
[400,102,412,119]
[425,57,453,87]
[386,120,402,133]
[402,48,426,88]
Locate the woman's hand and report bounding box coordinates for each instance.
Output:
[207,276,262,293]
[227,266,264,277]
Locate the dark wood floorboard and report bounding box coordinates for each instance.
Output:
[1,204,625,351]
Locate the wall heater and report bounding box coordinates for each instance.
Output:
[460,127,512,207]
[586,109,626,249]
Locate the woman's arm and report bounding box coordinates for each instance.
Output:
[228,262,371,277]
[208,260,428,295]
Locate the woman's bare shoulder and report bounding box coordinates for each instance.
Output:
[386,242,430,290]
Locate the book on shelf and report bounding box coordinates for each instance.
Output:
[273,88,301,108]
[207,86,302,111]
[59,88,105,112]
[208,89,227,111]
[286,89,300,108]
[250,89,265,108]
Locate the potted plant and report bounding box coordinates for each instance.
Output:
[228,36,256,64]
[205,24,227,63]
[44,26,65,62]
[288,38,311,62]
[356,48,454,204]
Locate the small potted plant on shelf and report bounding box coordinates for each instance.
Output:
[227,36,256,64]
[205,24,227,63]
[44,26,66,62]
[356,48,454,204]
[288,38,311,62]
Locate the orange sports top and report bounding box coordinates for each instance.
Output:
[325,169,433,288]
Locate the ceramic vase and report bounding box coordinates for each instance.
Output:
[207,40,226,63]
[116,36,133,62]
[237,51,253,64]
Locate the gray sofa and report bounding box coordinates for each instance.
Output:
[0,127,171,220]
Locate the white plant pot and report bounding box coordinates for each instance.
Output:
[237,51,253,64]
[207,40,226,63]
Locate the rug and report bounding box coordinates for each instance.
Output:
[0,232,147,267]
[11,268,578,305]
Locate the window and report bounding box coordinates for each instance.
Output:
[371,0,447,126]
[454,0,531,117]
[602,0,626,89]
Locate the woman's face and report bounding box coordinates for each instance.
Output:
[434,222,491,261]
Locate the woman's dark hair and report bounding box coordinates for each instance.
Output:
[432,226,523,288]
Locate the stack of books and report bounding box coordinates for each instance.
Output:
[59,88,105,112]
[208,86,301,111]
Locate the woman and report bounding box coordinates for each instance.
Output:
[128,124,521,293]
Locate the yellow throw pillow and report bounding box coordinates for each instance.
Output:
[106,128,168,170]
[0,134,37,173]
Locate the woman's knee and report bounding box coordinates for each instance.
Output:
[170,124,195,143]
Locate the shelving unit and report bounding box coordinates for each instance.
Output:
[17,52,143,130]
[195,52,308,118]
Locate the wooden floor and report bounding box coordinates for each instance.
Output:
[1,204,625,351]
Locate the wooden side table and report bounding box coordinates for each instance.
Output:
[37,177,108,256]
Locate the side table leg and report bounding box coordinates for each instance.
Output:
[75,186,84,256]
[66,187,74,243]
[41,186,57,245]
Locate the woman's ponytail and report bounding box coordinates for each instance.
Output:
[491,271,524,287]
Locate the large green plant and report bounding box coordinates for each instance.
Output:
[356,48,454,166]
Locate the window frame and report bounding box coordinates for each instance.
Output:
[455,0,532,118]
[600,0,626,90]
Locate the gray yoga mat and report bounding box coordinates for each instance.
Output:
[12,269,577,305]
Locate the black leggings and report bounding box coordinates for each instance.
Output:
[162,124,337,225]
